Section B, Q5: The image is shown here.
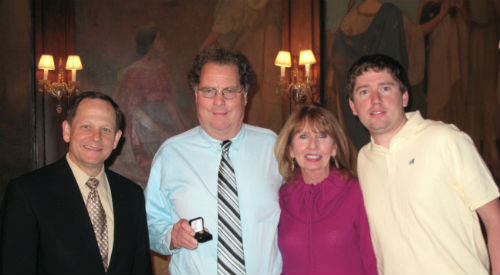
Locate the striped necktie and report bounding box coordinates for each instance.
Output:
[217,140,246,274]
[86,178,109,271]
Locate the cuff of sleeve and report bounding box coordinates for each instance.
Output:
[471,193,500,211]
[163,226,180,255]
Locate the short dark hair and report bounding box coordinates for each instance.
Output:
[66,91,123,132]
[346,54,410,99]
[187,48,256,93]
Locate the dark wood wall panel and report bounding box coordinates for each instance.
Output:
[34,0,76,166]
[0,0,35,202]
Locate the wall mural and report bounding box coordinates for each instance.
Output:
[324,0,500,179]
[74,0,282,187]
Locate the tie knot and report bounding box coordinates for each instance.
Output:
[221,140,232,155]
[86,178,100,190]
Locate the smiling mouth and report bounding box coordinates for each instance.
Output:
[212,110,228,116]
[370,110,385,116]
[84,145,102,151]
[305,155,321,160]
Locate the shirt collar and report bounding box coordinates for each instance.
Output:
[392,111,423,140]
[66,153,106,188]
[368,111,423,152]
[198,124,246,152]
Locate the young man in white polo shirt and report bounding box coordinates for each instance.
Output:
[348,54,500,274]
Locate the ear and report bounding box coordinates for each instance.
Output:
[402,90,409,108]
[331,142,338,157]
[289,146,295,159]
[112,130,123,150]
[349,99,358,116]
[243,91,248,106]
[62,120,71,143]
[194,90,199,104]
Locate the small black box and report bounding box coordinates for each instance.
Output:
[189,217,213,243]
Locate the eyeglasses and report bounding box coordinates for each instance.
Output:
[197,86,244,99]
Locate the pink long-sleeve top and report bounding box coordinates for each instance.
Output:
[278,169,377,275]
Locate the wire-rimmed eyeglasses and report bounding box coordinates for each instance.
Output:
[197,86,244,99]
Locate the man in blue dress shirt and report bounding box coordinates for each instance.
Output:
[145,48,283,274]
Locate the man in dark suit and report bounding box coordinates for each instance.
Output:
[0,91,152,274]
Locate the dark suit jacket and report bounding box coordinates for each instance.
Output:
[0,158,152,274]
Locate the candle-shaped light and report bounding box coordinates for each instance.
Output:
[38,54,55,80]
[274,51,291,81]
[65,55,83,81]
[299,50,316,81]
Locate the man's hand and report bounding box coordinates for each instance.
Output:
[170,219,198,250]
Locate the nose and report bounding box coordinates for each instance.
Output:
[91,129,102,141]
[307,137,317,149]
[213,90,225,105]
[370,90,382,104]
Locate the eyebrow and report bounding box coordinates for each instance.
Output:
[198,85,240,89]
[354,84,369,91]
[355,81,396,91]
[378,81,396,86]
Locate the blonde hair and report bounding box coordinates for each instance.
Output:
[274,105,357,182]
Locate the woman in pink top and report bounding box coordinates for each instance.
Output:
[274,105,377,274]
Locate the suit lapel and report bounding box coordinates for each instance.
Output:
[49,158,106,271]
[106,171,122,270]
[49,159,96,231]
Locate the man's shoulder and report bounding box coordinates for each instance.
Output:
[152,126,200,156]
[3,159,70,203]
[106,169,143,193]
[243,124,277,141]
[416,118,462,140]
[8,159,67,187]
[160,126,201,147]
[401,112,462,141]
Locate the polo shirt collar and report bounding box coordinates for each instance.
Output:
[368,111,423,152]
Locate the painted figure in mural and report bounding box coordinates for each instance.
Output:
[145,48,282,274]
[420,0,500,179]
[331,0,450,149]
[419,0,469,130]
[348,54,500,274]
[113,25,185,186]
[274,105,377,275]
[465,0,500,179]
[200,0,283,133]
[0,91,152,274]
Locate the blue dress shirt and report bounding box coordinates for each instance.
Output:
[145,124,283,274]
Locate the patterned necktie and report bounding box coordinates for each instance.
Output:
[86,178,109,271]
[217,140,246,275]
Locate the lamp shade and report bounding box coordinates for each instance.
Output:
[38,54,55,70]
[274,51,291,67]
[66,55,83,70]
[299,50,316,65]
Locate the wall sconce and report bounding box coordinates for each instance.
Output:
[299,49,316,85]
[38,54,83,114]
[274,49,316,115]
[275,50,291,85]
